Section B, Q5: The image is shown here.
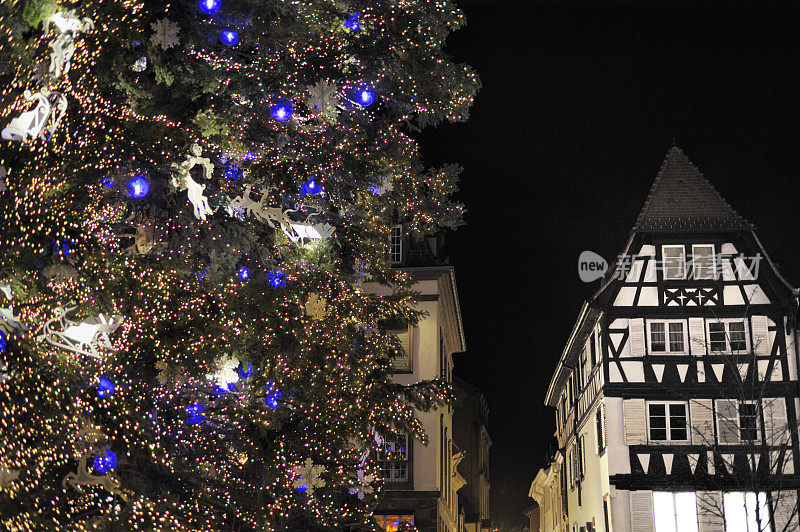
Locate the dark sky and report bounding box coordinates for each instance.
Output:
[420,0,800,525]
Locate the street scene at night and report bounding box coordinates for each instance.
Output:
[2,1,800,531]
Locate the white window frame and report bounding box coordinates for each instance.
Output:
[647,401,690,443]
[378,434,410,482]
[653,492,699,532]
[723,492,771,532]
[706,319,750,353]
[647,319,688,354]
[389,224,403,265]
[662,245,686,280]
[691,244,716,280]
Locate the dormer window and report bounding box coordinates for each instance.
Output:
[389,225,403,264]
[691,244,715,279]
[662,245,686,280]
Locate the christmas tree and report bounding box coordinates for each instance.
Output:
[0,0,477,529]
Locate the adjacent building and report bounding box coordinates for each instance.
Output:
[531,146,800,532]
[369,233,468,532]
[454,377,493,531]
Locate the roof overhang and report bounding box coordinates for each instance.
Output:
[544,302,602,407]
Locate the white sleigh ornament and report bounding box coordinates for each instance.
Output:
[37,305,124,358]
[2,89,67,142]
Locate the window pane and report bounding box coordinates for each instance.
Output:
[692,245,715,280]
[663,247,685,280]
[668,322,685,352]
[674,492,699,532]
[649,404,667,440]
[709,322,727,351]
[729,321,747,352]
[724,493,772,532]
[739,403,758,441]
[651,322,666,352]
[653,492,678,532]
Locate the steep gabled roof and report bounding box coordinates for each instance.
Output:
[632,146,753,233]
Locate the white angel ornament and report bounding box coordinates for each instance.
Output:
[45,10,95,79]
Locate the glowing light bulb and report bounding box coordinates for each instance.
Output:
[270,101,293,122]
[354,87,376,107]
[199,0,221,15]
[97,376,115,398]
[127,174,149,199]
[344,13,361,31]
[237,267,249,281]
[221,30,238,46]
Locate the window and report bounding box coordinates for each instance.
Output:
[648,402,689,442]
[691,244,715,280]
[662,245,686,280]
[716,400,761,443]
[603,498,611,532]
[578,435,585,479]
[596,408,605,454]
[590,333,597,367]
[389,326,413,372]
[708,320,749,352]
[389,225,403,264]
[648,320,686,354]
[652,492,699,532]
[378,435,410,482]
[723,492,771,532]
[374,515,415,532]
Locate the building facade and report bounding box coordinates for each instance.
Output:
[533,147,800,532]
[370,232,467,532]
[453,377,493,531]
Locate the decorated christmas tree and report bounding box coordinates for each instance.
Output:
[0,0,477,529]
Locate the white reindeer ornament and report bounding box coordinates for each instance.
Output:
[37,305,124,358]
[172,144,215,221]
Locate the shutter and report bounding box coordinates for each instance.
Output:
[763,397,789,446]
[629,491,654,532]
[689,318,707,356]
[630,318,645,356]
[751,315,770,355]
[774,490,799,531]
[715,399,739,444]
[690,399,715,446]
[696,491,725,532]
[623,399,647,445]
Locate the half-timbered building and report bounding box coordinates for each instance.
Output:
[534,146,800,532]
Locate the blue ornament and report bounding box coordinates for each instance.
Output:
[186,403,206,424]
[299,178,322,196]
[0,330,6,352]
[195,267,209,282]
[102,176,115,188]
[264,381,282,409]
[127,174,149,199]
[344,13,361,31]
[353,87,376,107]
[237,363,252,380]
[270,100,294,122]
[295,483,308,493]
[221,30,238,46]
[266,270,285,289]
[97,376,115,398]
[237,267,250,281]
[199,0,221,15]
[224,161,243,181]
[134,40,142,47]
[93,449,118,473]
[244,151,256,161]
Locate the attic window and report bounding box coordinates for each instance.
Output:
[662,245,686,280]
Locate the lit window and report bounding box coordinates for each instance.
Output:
[723,492,771,532]
[691,245,716,279]
[653,492,699,532]
[648,402,689,442]
[377,435,410,482]
[662,245,686,280]
[374,515,415,531]
[648,321,686,354]
[708,320,749,352]
[389,225,403,264]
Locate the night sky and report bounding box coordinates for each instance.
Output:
[420,0,800,525]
